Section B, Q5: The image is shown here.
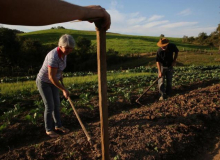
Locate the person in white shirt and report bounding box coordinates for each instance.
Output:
[36,34,74,138]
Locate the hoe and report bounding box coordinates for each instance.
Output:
[136,77,161,105]
[60,80,92,144]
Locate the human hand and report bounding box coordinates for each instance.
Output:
[172,60,176,66]
[159,72,163,78]
[85,5,111,30]
[62,89,70,99]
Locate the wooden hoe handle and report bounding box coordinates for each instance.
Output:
[67,97,91,142]
[60,80,91,142]
[136,77,161,103]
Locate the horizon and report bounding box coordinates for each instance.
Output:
[1,0,219,38]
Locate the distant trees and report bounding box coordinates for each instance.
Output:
[0,27,48,76]
[51,26,65,29]
[0,28,20,67]
[217,24,220,50]
[0,27,105,76]
[20,39,45,68]
[197,32,208,45]
[182,24,220,48]
[160,34,165,38]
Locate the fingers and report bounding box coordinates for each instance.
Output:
[103,12,111,30]
[99,8,111,30]
[85,5,111,30]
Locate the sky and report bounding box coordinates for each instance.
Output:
[1,0,220,38]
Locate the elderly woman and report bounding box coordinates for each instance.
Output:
[36,34,74,138]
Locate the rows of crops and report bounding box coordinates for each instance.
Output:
[0,65,220,133]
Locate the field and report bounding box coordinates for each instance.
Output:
[0,28,220,159]
[19,29,216,55]
[1,64,220,159]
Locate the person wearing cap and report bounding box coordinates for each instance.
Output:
[156,37,179,100]
[36,34,74,138]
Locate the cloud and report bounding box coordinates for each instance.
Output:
[0,3,216,38]
[110,0,124,10]
[148,15,164,22]
[127,17,146,25]
[143,21,169,28]
[107,9,126,24]
[178,8,192,16]
[160,22,198,29]
[126,12,146,25]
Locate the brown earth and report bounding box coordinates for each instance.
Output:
[0,81,220,160]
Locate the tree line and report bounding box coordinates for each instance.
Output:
[0,27,128,77]
[182,24,220,48]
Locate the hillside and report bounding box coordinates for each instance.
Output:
[19,29,215,55]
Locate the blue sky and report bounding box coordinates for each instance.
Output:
[1,0,219,37]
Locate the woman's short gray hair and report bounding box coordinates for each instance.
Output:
[58,34,75,48]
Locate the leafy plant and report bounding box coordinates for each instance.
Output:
[114,154,121,160]
[34,99,44,108]
[0,123,8,133]
[1,103,21,124]
[61,99,72,116]
[79,93,95,110]
[25,108,43,125]
[108,96,118,104]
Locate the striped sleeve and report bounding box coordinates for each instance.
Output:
[47,52,58,68]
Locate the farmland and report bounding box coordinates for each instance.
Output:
[0,28,220,159]
[19,29,216,55]
[1,64,220,159]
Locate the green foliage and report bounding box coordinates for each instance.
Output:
[1,27,217,77]
[19,28,217,55]
[61,99,72,116]
[108,96,118,104]
[182,24,220,47]
[79,93,94,110]
[0,123,8,133]
[25,108,43,125]
[25,102,44,125]
[20,38,45,68]
[34,99,44,108]
[75,36,92,53]
[0,27,50,77]
[0,27,20,69]
[0,103,21,124]
[114,155,121,160]
[51,26,66,29]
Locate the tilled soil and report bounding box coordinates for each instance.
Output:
[0,82,220,160]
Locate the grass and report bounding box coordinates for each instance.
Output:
[0,72,155,96]
[108,51,220,70]
[1,51,219,95]
[177,52,220,66]
[19,29,217,55]
[2,29,218,95]
[0,81,37,95]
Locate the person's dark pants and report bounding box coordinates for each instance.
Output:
[36,79,62,132]
[158,66,173,97]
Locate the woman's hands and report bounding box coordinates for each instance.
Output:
[59,79,70,99]
[62,88,70,99]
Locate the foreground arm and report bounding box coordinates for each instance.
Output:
[0,0,111,30]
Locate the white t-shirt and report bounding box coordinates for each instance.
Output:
[37,47,67,83]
